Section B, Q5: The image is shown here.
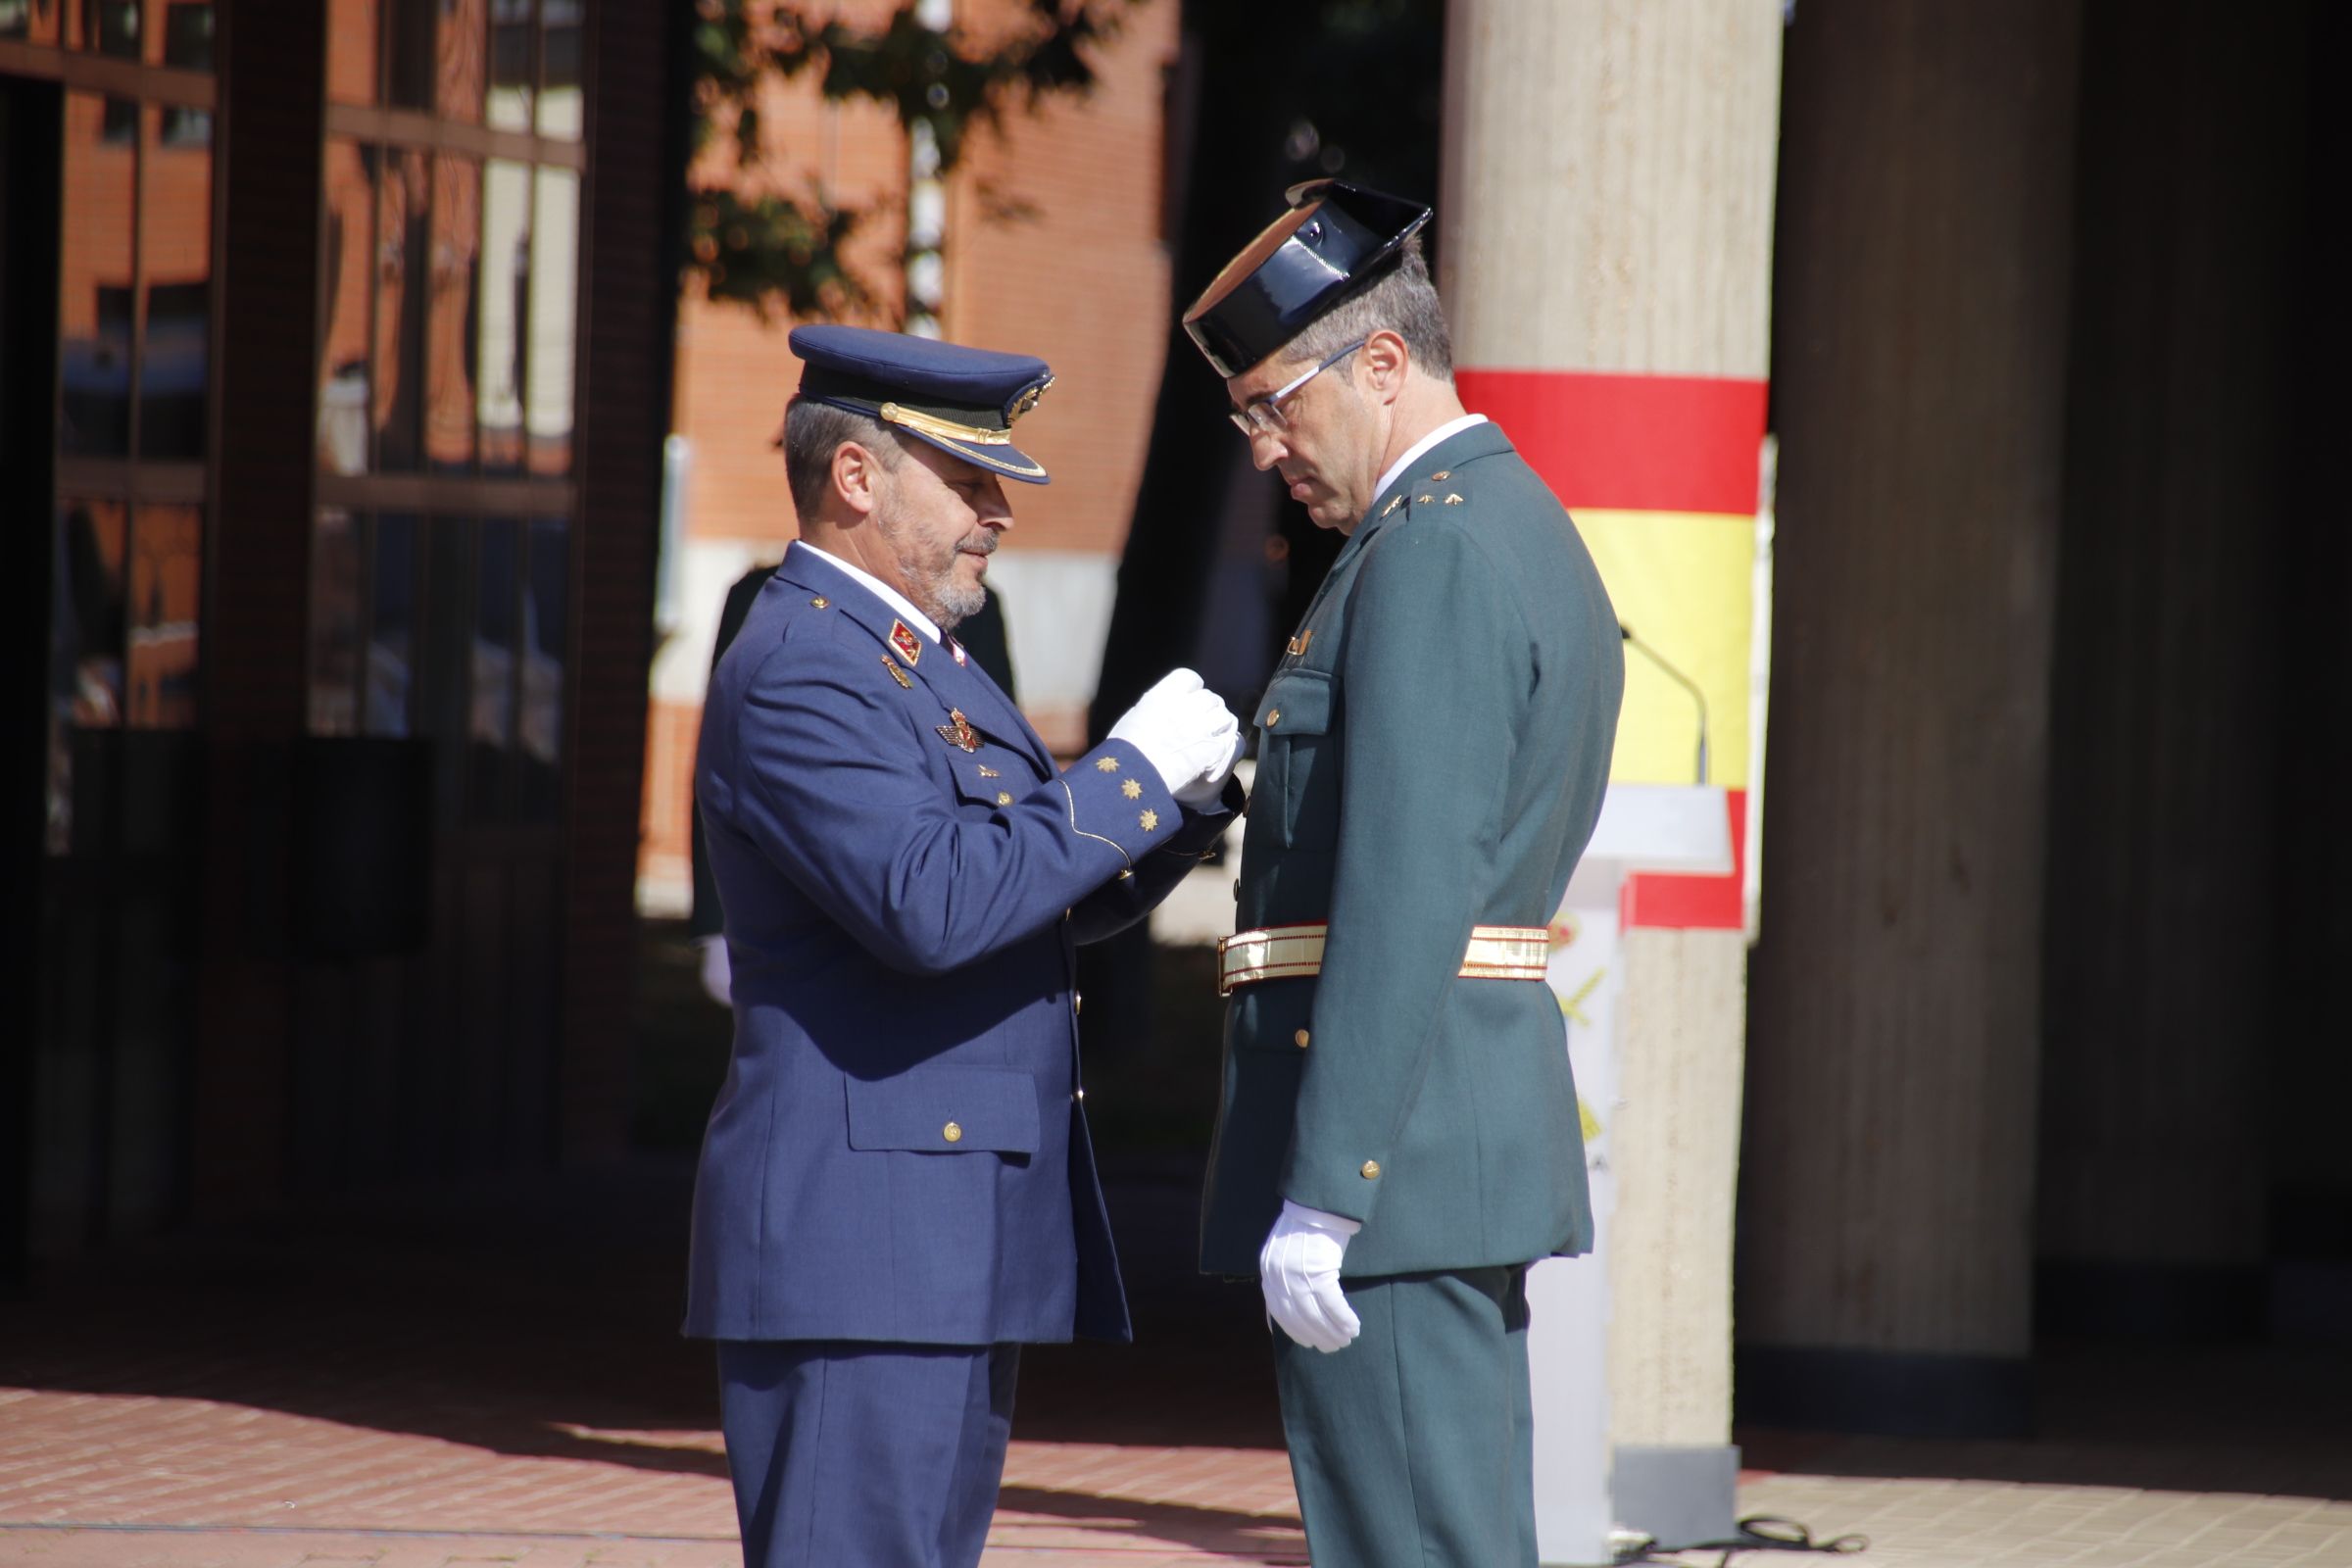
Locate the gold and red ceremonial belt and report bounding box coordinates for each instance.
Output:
[1216,922,1551,997]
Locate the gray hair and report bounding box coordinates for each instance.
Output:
[1277,237,1454,380]
[781,397,904,519]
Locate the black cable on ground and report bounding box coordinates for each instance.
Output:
[1615,1512,1871,1566]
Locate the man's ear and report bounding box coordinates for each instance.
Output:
[1361,328,1410,404]
[832,440,885,517]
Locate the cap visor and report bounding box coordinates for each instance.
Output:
[899,427,1051,485]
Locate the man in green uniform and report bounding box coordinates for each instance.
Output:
[1187,182,1625,1566]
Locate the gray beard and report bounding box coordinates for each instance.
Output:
[908,557,985,629]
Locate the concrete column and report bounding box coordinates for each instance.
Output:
[1442,0,1784,1534]
[1741,0,2082,1436]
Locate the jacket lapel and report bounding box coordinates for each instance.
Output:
[777,544,1054,778]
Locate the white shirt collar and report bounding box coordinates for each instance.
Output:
[1372,413,1490,509]
[793,540,940,643]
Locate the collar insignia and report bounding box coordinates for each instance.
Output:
[937,709,980,753]
[889,620,922,666]
[881,656,912,689]
[947,635,968,667]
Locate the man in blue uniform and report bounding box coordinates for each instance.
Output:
[686,324,1246,1568]
[1187,184,1626,1566]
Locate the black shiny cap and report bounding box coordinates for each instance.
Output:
[1181,180,1433,379]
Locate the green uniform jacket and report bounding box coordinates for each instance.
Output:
[1200,419,1624,1278]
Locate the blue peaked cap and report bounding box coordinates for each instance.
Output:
[789,324,1055,484]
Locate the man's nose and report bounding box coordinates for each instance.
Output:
[1248,428,1287,472]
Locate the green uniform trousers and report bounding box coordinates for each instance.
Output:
[1270,1266,1537,1568]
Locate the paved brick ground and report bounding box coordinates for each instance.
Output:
[6,1162,2352,1568]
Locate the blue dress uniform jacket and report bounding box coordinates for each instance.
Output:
[687,542,1232,1347]
[1200,420,1625,1279]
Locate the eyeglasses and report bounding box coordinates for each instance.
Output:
[1226,339,1368,439]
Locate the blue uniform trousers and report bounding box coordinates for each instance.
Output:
[1270,1267,1537,1568]
[717,1340,1018,1568]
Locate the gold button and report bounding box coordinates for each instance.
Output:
[1359,1160,1381,1180]
[1266,710,1281,727]
[943,1122,963,1144]
[1294,1029,1310,1049]
[996,791,1013,806]
[1072,1087,1086,1103]
[1074,993,1084,1016]
[810,596,829,609]
[1430,469,1450,480]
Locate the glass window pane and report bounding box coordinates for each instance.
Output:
[56,496,128,728]
[373,147,429,470]
[476,157,529,474]
[536,0,580,140]
[159,0,214,71]
[82,0,137,57]
[485,0,533,131]
[517,515,566,819]
[59,92,135,459]
[125,503,201,728]
[308,508,362,735]
[2,0,66,45]
[426,154,479,472]
[384,0,433,110]
[525,166,575,476]
[138,103,211,461]
[318,137,375,474]
[367,513,419,735]
[49,497,125,854]
[325,0,380,105]
[437,0,485,122]
[469,516,517,818]
[422,516,471,820]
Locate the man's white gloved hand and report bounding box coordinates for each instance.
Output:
[1173,721,1246,808]
[696,933,732,1007]
[1259,1199,1363,1352]
[1107,668,1242,802]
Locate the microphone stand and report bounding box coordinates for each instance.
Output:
[1620,623,1709,786]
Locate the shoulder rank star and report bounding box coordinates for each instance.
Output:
[889,620,923,666]
[936,709,979,753]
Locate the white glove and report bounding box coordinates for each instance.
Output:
[697,933,732,1006]
[1107,668,1242,801]
[1174,722,1246,808]
[1259,1199,1363,1352]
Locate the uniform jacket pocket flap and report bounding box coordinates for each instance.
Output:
[1258,668,1334,736]
[846,1065,1042,1154]
[945,743,1032,808]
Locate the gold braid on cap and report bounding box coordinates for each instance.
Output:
[877,402,1012,446]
